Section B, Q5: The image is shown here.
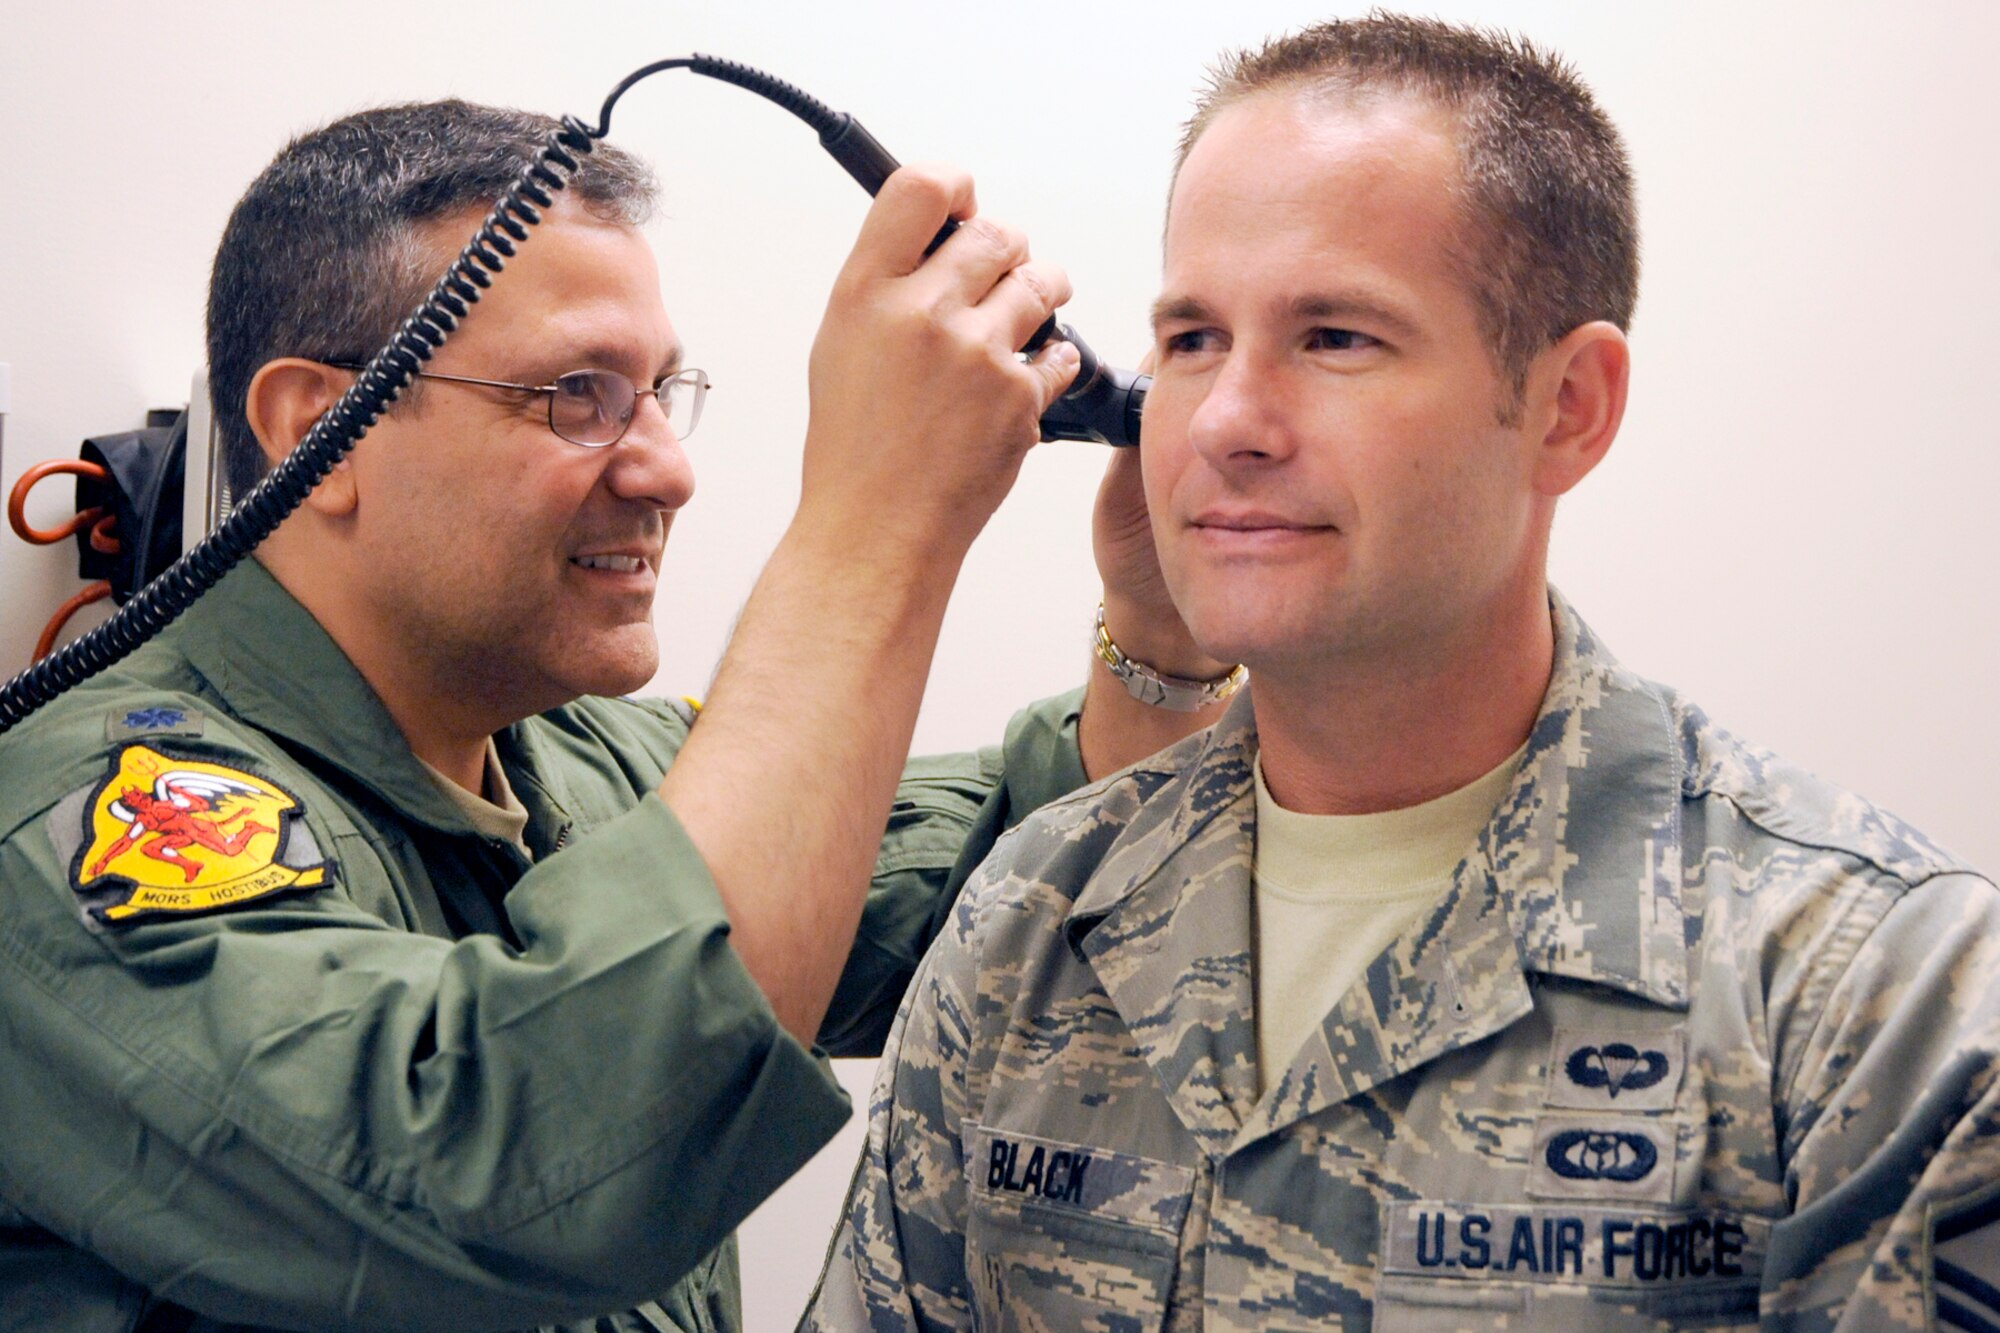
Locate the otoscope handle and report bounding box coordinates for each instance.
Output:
[817,113,1136,442]
[1037,324,1149,447]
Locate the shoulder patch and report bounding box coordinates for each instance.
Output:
[62,743,333,928]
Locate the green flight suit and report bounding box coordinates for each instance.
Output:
[0,559,1086,1332]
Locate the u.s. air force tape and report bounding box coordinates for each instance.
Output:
[1381,1202,1767,1289]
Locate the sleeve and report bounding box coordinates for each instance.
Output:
[1762,870,2000,1330]
[818,688,1086,1058]
[803,853,1000,1331]
[0,784,850,1331]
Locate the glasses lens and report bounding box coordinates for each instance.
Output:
[657,369,708,441]
[549,370,636,447]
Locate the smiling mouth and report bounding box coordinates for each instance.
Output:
[571,555,648,574]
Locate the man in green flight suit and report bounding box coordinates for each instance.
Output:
[0,101,1232,1329]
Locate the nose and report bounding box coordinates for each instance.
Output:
[1185,353,1295,469]
[603,389,696,510]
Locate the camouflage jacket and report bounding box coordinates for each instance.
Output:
[807,598,2000,1331]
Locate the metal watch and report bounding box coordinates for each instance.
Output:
[1092,602,1247,712]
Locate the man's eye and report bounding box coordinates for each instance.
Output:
[1161,329,1220,357]
[553,373,600,401]
[1308,327,1377,351]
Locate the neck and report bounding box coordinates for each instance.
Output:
[385,688,493,796]
[1251,584,1554,815]
[256,545,507,796]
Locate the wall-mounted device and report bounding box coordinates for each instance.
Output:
[7,400,195,660]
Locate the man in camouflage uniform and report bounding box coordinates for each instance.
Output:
[808,16,2000,1331]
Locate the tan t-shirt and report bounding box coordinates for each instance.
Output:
[1253,745,1523,1088]
[419,738,532,861]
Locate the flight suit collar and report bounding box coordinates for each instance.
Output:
[169,560,509,839]
[1061,592,1688,1149]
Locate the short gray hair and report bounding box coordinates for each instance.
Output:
[206,99,657,499]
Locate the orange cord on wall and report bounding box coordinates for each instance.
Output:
[33,583,114,662]
[9,460,122,661]
[8,459,110,544]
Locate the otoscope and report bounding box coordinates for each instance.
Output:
[808,124,1149,446]
[0,54,1151,733]
[626,56,1151,445]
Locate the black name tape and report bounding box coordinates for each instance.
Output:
[968,1125,1194,1238]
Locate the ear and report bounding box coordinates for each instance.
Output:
[1526,321,1629,498]
[244,358,358,517]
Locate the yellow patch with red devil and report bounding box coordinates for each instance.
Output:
[72,745,330,926]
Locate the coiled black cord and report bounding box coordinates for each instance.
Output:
[0,116,604,734]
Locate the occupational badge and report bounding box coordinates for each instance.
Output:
[70,744,331,926]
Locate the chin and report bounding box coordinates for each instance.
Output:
[1174,587,1283,668]
[1178,559,1385,663]
[549,628,661,702]
[587,653,661,700]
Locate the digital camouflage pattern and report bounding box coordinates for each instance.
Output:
[807,596,2000,1331]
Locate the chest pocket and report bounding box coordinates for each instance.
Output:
[964,1124,1194,1333]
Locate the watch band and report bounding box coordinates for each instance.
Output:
[1092,602,1247,712]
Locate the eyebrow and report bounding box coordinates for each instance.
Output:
[530,342,683,383]
[1151,290,1423,343]
[1290,292,1422,342]
[1150,294,1216,330]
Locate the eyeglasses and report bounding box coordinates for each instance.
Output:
[328,363,709,447]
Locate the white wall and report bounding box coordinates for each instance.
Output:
[2,2,1996,1327]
